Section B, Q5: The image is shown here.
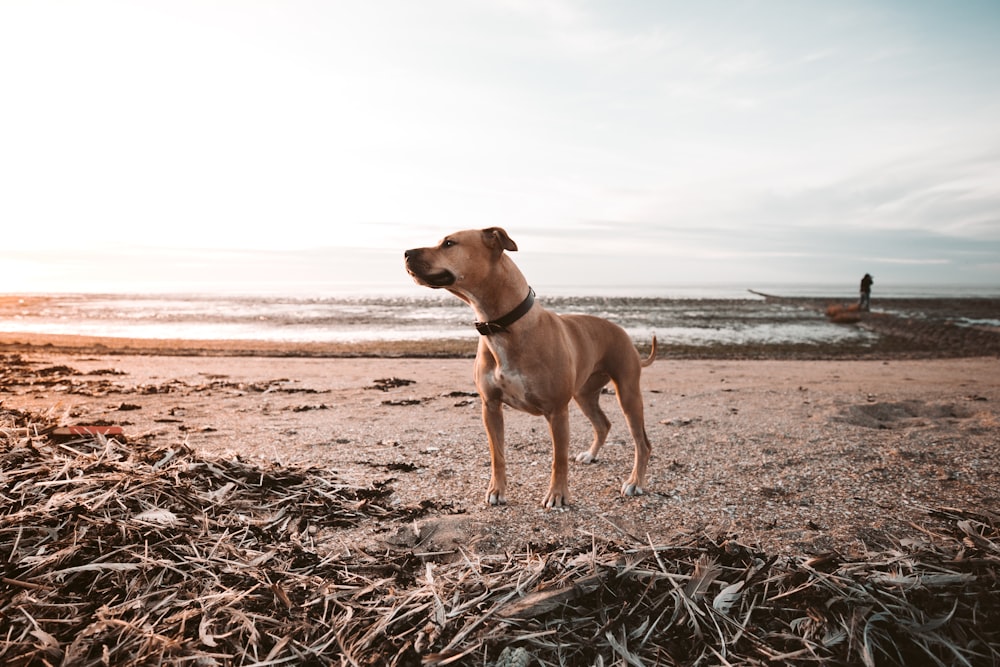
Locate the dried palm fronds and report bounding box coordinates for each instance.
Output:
[2,408,998,666]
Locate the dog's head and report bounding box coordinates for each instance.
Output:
[404,227,517,289]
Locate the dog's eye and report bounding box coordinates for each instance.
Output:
[442,239,457,248]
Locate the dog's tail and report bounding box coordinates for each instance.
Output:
[641,335,657,368]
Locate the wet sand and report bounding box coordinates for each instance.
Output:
[2,295,998,359]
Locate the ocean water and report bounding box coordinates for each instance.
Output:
[1,285,996,348]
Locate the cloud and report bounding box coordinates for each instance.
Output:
[865,257,951,266]
[748,146,1000,239]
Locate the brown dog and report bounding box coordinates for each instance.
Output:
[404,227,656,508]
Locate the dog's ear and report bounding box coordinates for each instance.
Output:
[482,227,518,253]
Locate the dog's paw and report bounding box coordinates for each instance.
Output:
[621,483,645,497]
[575,451,598,464]
[487,491,507,506]
[543,490,569,509]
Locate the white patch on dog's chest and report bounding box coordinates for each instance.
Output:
[490,364,540,412]
[494,366,528,396]
[480,345,543,413]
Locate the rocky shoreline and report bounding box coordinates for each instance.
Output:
[1,296,998,360]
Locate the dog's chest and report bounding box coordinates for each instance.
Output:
[481,361,543,413]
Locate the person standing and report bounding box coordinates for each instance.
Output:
[859,273,873,311]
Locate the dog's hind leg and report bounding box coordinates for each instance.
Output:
[613,378,652,497]
[573,372,612,464]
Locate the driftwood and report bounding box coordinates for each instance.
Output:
[2,407,999,666]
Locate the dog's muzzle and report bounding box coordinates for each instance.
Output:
[404,249,455,287]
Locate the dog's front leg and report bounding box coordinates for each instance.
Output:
[482,398,507,505]
[543,405,572,508]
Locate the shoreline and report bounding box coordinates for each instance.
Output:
[2,294,999,360]
[2,322,999,361]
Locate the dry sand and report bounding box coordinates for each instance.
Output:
[3,338,997,558]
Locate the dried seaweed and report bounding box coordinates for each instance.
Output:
[368,378,417,392]
[2,407,998,666]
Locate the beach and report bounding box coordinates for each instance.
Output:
[3,302,999,664]
[2,313,997,556]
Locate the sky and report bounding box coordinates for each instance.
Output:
[1,0,999,295]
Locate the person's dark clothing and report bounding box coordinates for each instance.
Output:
[859,274,873,311]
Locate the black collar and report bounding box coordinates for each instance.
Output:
[475,287,535,335]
